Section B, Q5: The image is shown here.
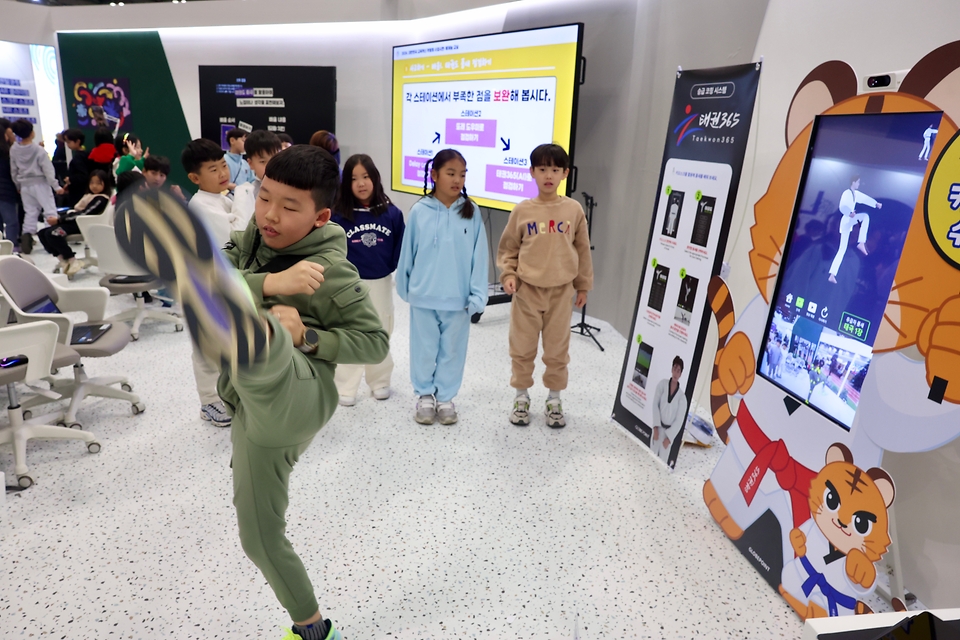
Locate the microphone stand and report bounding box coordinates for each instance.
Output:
[571,192,603,351]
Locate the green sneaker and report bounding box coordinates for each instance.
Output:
[115,189,267,373]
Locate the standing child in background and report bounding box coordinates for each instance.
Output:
[277,133,294,150]
[0,118,21,253]
[38,169,112,277]
[331,154,405,406]
[182,138,244,428]
[396,148,488,425]
[8,119,59,255]
[115,133,147,175]
[497,143,593,428]
[224,128,254,188]
[59,128,90,208]
[233,130,282,228]
[86,127,117,177]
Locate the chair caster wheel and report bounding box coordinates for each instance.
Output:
[22,410,32,420]
[131,334,139,341]
[175,325,184,332]
[121,383,133,392]
[17,475,33,488]
[69,422,82,430]
[132,402,146,415]
[87,442,101,454]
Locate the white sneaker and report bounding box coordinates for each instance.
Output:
[372,387,391,401]
[65,258,83,277]
[338,395,356,407]
[545,397,566,429]
[510,394,531,426]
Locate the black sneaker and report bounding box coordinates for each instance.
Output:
[114,189,267,372]
[20,233,33,255]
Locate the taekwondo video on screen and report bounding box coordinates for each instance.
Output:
[758,111,943,430]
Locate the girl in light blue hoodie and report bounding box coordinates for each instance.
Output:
[396,149,488,425]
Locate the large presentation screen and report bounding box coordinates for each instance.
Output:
[758,111,943,430]
[391,24,583,210]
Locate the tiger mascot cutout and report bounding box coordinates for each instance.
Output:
[701,42,960,618]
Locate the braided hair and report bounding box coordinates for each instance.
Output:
[422,148,474,219]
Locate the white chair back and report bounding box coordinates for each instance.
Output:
[84,225,150,277]
[75,212,110,242]
[0,321,59,384]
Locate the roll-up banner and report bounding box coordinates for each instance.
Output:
[612,63,761,469]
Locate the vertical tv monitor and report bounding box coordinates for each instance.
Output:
[391,24,584,211]
[758,111,943,430]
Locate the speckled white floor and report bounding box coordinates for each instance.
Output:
[0,250,810,639]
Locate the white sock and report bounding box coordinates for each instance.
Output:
[548,389,561,400]
[515,388,529,398]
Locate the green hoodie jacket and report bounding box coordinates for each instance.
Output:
[217,221,389,413]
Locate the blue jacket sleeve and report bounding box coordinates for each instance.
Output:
[390,204,406,274]
[467,207,489,315]
[395,204,417,302]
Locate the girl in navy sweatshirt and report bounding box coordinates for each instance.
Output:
[330,154,405,405]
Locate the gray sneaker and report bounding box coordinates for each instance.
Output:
[510,394,531,426]
[415,394,437,424]
[545,397,566,429]
[436,401,458,425]
[200,401,231,427]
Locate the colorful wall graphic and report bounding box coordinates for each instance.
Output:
[71,78,132,130]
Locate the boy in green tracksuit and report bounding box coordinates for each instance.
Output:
[115,145,388,640]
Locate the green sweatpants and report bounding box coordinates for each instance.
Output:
[221,314,338,622]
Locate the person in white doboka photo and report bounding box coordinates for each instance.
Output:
[828,175,881,284]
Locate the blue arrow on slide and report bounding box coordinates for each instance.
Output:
[501,137,511,151]
[432,132,441,144]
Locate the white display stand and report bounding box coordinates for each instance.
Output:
[801,608,960,640]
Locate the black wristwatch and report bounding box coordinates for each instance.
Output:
[298,328,320,354]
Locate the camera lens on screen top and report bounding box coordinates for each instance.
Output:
[868,75,891,88]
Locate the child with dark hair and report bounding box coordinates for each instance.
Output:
[115,132,147,175]
[39,169,112,277]
[114,144,387,640]
[330,153,405,405]
[181,138,244,427]
[396,148,488,425]
[182,138,241,245]
[87,126,117,177]
[497,143,593,428]
[224,127,254,188]
[497,144,593,429]
[233,130,281,227]
[8,119,58,254]
[143,155,170,187]
[277,133,294,149]
[59,128,90,207]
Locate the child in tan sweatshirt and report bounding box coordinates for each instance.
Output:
[496,144,593,428]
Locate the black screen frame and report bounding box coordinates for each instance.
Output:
[755,111,942,431]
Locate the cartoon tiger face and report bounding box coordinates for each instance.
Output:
[749,46,960,353]
[808,444,895,563]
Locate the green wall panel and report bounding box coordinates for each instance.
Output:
[58,31,193,192]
